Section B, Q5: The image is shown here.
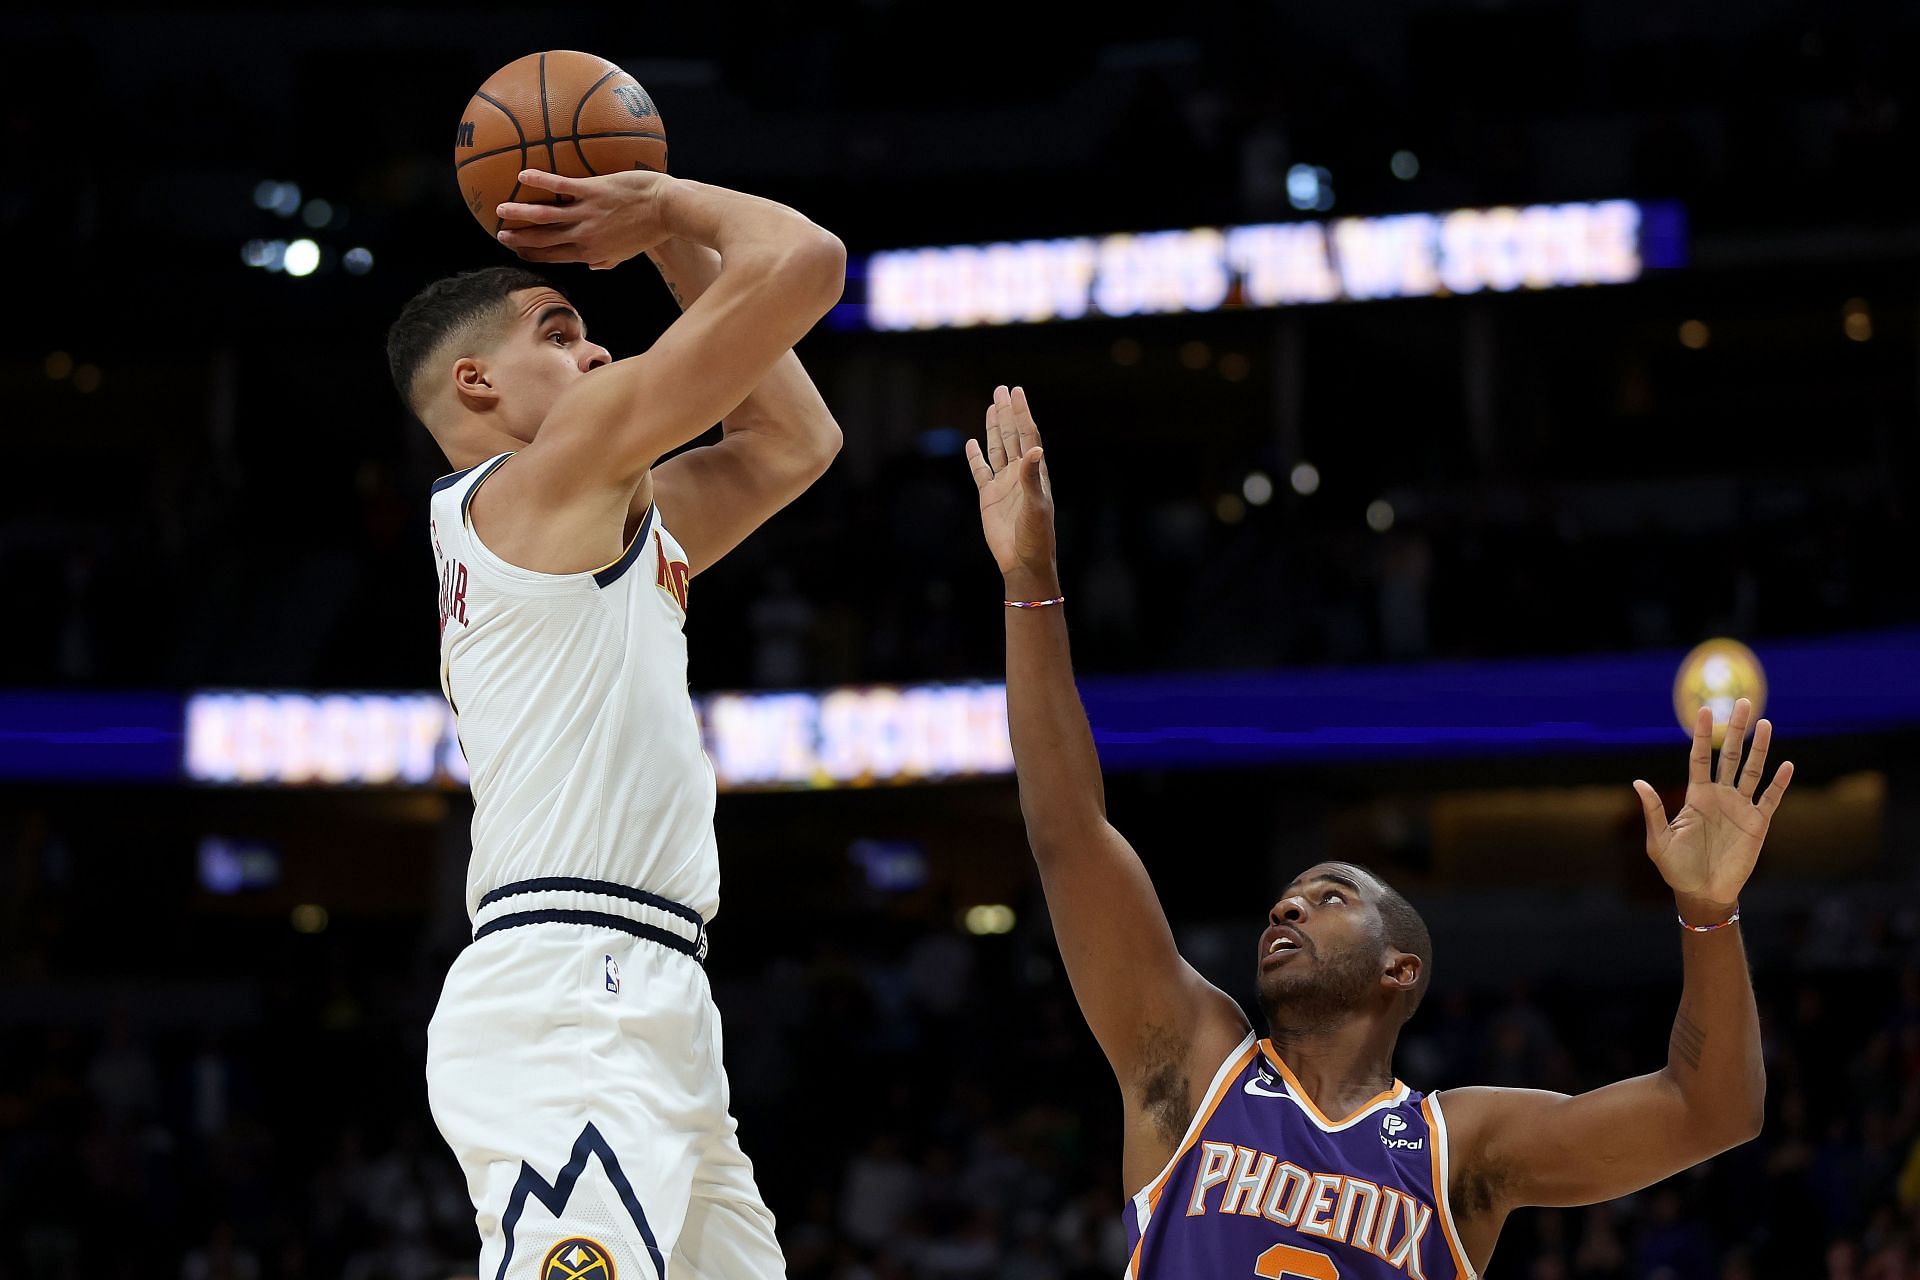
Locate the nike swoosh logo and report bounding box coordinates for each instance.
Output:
[1244,1076,1290,1099]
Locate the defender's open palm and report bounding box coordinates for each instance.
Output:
[1635,699,1793,909]
[965,385,1055,578]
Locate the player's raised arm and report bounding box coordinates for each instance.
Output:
[639,237,842,578]
[1439,700,1790,1248]
[478,170,843,571]
[967,387,1250,1165]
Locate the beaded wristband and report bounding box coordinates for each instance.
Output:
[1005,595,1066,609]
[1677,908,1740,933]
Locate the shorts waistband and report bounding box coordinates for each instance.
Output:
[472,877,708,964]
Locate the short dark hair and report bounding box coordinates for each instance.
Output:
[1364,869,1434,1022]
[385,266,559,418]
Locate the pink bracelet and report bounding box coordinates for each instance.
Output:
[1005,595,1066,609]
[1677,908,1740,933]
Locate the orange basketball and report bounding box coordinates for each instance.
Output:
[453,50,668,237]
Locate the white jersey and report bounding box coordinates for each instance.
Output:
[429,452,720,923]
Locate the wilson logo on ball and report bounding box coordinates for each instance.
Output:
[455,121,475,148]
[612,85,656,120]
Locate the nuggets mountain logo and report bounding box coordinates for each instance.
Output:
[542,1237,613,1280]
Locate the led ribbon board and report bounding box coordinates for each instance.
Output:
[182,684,1013,791]
[863,200,1685,330]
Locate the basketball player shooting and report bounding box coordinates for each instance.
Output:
[966,386,1793,1280]
[386,167,844,1279]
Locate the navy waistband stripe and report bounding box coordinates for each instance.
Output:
[477,876,704,928]
[473,908,705,962]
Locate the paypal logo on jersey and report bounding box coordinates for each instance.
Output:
[1380,1112,1425,1150]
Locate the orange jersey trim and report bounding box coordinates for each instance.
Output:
[1260,1041,1405,1129]
[1127,1039,1262,1279]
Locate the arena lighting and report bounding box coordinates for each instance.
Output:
[343,247,374,276]
[963,905,1017,936]
[283,239,321,278]
[864,199,1683,331]
[290,904,329,934]
[1287,164,1335,212]
[1290,462,1322,496]
[1391,150,1420,180]
[1242,471,1275,505]
[252,180,301,216]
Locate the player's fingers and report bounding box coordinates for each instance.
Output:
[1737,718,1772,799]
[1757,760,1794,819]
[1632,780,1669,849]
[505,243,583,263]
[495,201,576,226]
[1688,706,1713,786]
[1020,447,1048,501]
[498,224,576,249]
[994,385,1019,468]
[1716,699,1751,787]
[1010,385,1042,454]
[985,398,1008,471]
[515,169,591,198]
[964,438,992,490]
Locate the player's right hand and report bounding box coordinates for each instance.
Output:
[966,385,1057,584]
[497,169,674,270]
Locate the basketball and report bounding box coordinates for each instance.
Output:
[453,50,668,237]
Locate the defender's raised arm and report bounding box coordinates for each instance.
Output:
[1438,700,1790,1266]
[967,386,1249,1191]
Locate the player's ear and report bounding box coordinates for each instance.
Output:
[1383,950,1420,997]
[452,355,498,411]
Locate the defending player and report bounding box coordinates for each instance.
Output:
[386,168,844,1279]
[965,385,1792,1279]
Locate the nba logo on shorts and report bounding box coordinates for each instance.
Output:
[604,955,621,994]
[543,1237,613,1279]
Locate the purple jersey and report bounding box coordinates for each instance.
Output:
[1124,1035,1477,1280]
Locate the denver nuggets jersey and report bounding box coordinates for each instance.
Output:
[1126,1033,1477,1280]
[429,452,719,921]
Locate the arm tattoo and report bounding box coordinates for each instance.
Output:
[646,254,689,311]
[1670,1009,1707,1072]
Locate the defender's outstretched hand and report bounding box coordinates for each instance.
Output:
[1634,699,1793,915]
[965,385,1056,583]
[496,169,675,270]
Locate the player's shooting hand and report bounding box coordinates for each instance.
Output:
[1634,699,1793,918]
[496,169,674,270]
[965,385,1057,586]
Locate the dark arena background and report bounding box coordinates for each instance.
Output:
[6,3,1920,1277]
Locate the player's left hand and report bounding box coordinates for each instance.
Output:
[966,385,1056,583]
[1634,699,1792,916]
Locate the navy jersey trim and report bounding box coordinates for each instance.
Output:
[430,463,478,495]
[478,875,703,928]
[495,1121,667,1280]
[593,503,655,588]
[474,908,705,963]
[460,452,515,521]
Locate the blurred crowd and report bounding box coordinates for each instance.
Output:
[4,433,1911,695]
[3,874,1918,1280]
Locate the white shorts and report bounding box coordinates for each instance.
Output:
[427,909,783,1280]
